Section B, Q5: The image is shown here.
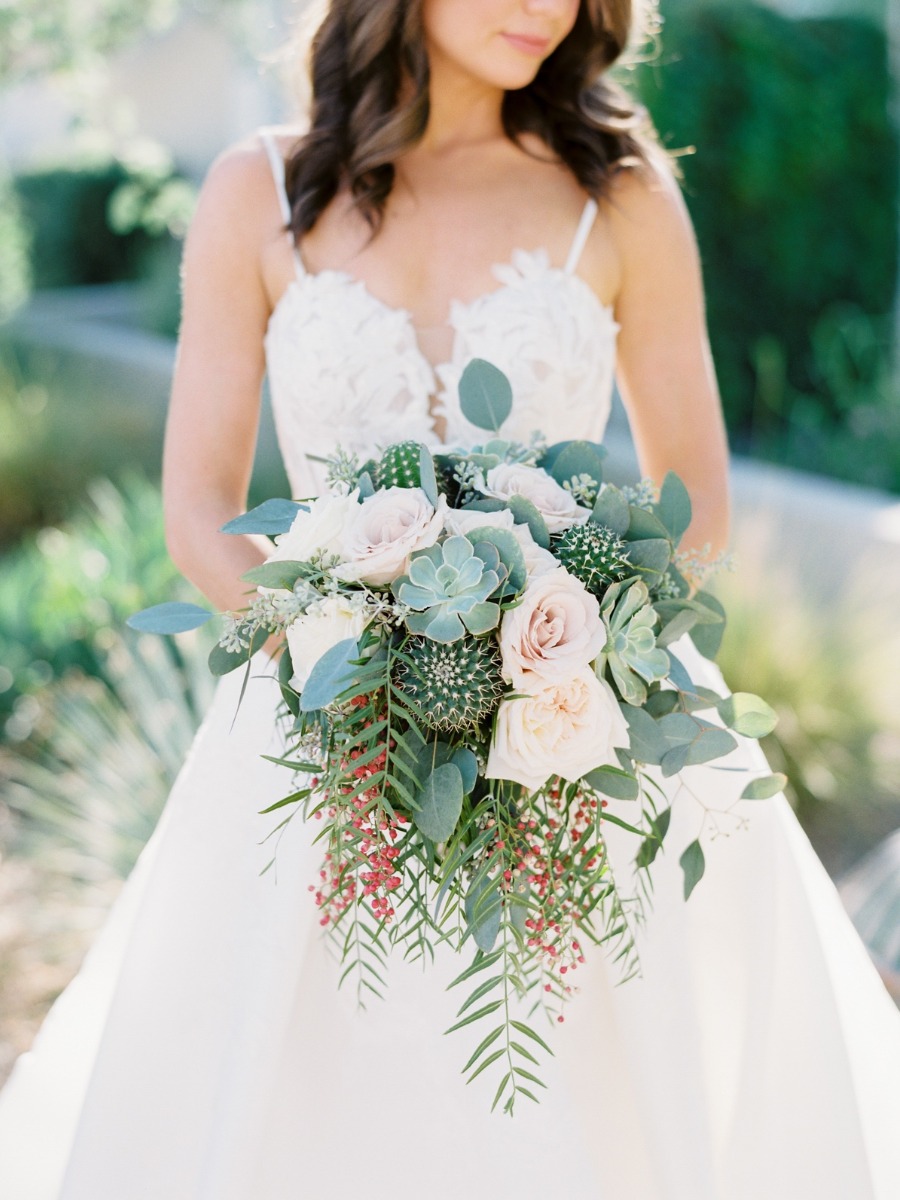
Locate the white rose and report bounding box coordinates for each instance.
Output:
[333,487,446,587]
[444,506,556,581]
[479,463,591,534]
[499,567,605,687]
[285,595,370,691]
[486,669,630,792]
[269,490,359,563]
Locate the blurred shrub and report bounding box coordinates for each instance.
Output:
[0,174,30,320]
[0,474,207,738]
[639,3,898,444]
[716,566,900,878]
[11,144,194,335]
[750,304,900,492]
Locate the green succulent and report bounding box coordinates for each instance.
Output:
[596,580,670,705]
[376,441,423,489]
[397,635,504,733]
[552,522,631,596]
[393,535,501,643]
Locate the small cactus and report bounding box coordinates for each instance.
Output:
[398,635,504,734]
[552,522,630,596]
[377,441,423,489]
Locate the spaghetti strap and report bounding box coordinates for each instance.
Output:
[564,197,599,275]
[259,128,305,278]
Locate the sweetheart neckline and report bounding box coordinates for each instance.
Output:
[265,251,618,360]
[264,249,620,445]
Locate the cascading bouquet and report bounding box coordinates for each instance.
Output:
[131,359,783,1114]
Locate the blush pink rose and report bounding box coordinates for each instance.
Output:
[499,567,605,688]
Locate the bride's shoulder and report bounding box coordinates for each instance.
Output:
[597,148,700,276]
[196,124,307,209]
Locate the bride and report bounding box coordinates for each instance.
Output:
[3,1,900,1197]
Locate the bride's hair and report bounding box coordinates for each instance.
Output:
[284,0,665,236]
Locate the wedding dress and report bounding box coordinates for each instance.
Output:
[2,129,899,1200]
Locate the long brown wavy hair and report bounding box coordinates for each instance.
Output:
[284,0,665,237]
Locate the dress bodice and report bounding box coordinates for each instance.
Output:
[259,130,620,499]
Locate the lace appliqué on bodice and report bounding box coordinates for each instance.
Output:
[259,130,620,499]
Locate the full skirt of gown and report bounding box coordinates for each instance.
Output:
[1,637,900,1200]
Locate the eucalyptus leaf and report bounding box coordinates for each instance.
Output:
[299,637,360,712]
[220,499,307,535]
[208,626,269,676]
[620,703,667,766]
[548,441,607,491]
[680,838,706,900]
[419,446,439,506]
[741,772,787,800]
[462,498,507,514]
[278,647,299,717]
[657,472,693,544]
[459,359,513,431]
[357,471,376,499]
[626,506,669,541]
[717,693,779,738]
[126,601,213,635]
[591,484,630,536]
[241,560,306,590]
[506,494,551,548]
[582,764,640,801]
[657,608,699,648]
[689,592,726,659]
[625,538,671,576]
[413,762,464,843]
[465,869,502,953]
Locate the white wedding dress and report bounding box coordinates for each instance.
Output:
[2,130,900,1200]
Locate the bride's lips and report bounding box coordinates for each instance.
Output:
[501,32,552,57]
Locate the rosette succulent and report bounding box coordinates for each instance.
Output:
[397,635,504,733]
[596,580,670,705]
[393,535,501,643]
[552,522,631,596]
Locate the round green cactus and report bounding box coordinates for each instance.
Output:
[393,535,501,643]
[376,441,423,489]
[552,521,631,596]
[398,635,504,734]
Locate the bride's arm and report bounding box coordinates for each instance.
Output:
[162,141,278,614]
[602,156,731,558]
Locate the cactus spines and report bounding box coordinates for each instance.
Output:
[377,441,423,490]
[398,635,504,734]
[553,523,630,596]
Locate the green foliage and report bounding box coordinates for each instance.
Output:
[638,4,898,444]
[0,174,31,321]
[459,359,514,431]
[375,440,423,490]
[1,631,213,880]
[394,536,502,642]
[552,522,631,596]
[396,634,505,735]
[0,475,206,737]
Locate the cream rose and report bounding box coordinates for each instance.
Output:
[443,506,557,581]
[333,487,445,587]
[485,669,630,792]
[499,567,605,687]
[479,463,591,534]
[269,490,359,564]
[286,595,370,691]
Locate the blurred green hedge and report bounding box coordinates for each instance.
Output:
[638,2,898,446]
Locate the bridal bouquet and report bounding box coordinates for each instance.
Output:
[131,360,782,1113]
